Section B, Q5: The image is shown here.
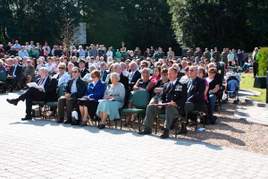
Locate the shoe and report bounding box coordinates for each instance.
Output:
[138,129,152,135]
[97,124,106,129]
[160,129,169,139]
[71,120,80,125]
[21,116,32,121]
[64,120,71,124]
[80,121,88,127]
[7,98,19,106]
[57,119,64,123]
[177,123,187,135]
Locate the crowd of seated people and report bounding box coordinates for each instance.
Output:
[1,40,253,139]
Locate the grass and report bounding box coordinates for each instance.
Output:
[240,73,266,103]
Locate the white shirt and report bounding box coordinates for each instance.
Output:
[106,50,113,58]
[53,72,70,87]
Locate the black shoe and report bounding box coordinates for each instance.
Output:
[21,116,32,121]
[177,123,187,135]
[97,124,106,129]
[138,129,152,135]
[7,98,19,106]
[71,120,80,125]
[57,119,64,123]
[160,129,169,139]
[64,120,71,124]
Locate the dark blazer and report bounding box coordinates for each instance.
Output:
[161,78,187,111]
[187,77,206,104]
[80,68,89,78]
[65,78,87,98]
[86,80,106,101]
[130,70,141,84]
[36,76,58,101]
[10,64,24,80]
[101,70,109,82]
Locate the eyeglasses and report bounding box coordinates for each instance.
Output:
[72,71,79,73]
[59,67,65,69]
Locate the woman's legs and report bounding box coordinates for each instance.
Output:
[79,105,85,119]
[100,112,108,124]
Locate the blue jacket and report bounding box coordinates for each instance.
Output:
[87,80,106,101]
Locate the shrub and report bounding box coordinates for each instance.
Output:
[256,47,268,76]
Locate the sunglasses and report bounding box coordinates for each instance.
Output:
[59,67,65,69]
[72,71,79,73]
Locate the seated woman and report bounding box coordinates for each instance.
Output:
[197,66,209,102]
[205,67,221,124]
[96,72,125,129]
[147,66,161,92]
[78,70,106,125]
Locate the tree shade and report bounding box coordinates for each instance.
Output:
[167,0,268,51]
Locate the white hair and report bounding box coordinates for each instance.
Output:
[110,72,120,82]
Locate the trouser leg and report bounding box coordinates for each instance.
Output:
[164,106,179,130]
[66,98,76,121]
[57,97,66,120]
[143,104,159,131]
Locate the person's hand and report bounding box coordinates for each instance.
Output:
[65,93,71,98]
[168,100,177,107]
[104,95,113,100]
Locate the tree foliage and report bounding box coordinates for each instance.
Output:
[0,0,178,49]
[0,0,81,44]
[167,0,268,51]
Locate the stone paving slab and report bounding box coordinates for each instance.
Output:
[1,92,268,178]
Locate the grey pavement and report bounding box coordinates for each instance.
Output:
[235,89,268,125]
[1,92,268,179]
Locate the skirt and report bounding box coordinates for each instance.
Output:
[96,100,123,121]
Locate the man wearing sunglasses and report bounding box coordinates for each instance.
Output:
[57,67,87,124]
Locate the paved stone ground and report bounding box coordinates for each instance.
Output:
[1,92,268,179]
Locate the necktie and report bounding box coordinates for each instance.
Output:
[38,78,44,86]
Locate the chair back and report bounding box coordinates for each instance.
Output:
[57,84,66,97]
[131,90,150,109]
[0,70,7,82]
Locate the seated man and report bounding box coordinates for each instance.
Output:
[138,67,187,139]
[6,67,58,120]
[57,67,87,124]
[186,66,207,124]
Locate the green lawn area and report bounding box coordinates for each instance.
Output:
[240,73,266,103]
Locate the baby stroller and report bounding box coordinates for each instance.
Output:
[225,71,240,103]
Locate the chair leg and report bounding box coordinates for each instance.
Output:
[138,114,141,132]
[115,120,118,129]
[120,115,123,130]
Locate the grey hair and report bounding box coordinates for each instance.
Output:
[39,67,49,73]
[110,72,120,82]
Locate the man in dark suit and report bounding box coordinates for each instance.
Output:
[186,66,207,127]
[6,67,58,120]
[186,66,206,105]
[7,57,24,90]
[128,61,141,90]
[57,67,87,124]
[138,67,188,139]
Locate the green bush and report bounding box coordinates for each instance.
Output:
[256,47,268,76]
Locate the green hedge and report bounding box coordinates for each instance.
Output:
[256,47,268,76]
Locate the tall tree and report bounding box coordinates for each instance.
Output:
[167,0,268,51]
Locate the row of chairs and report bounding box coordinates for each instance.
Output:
[103,90,208,138]
[31,88,208,138]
